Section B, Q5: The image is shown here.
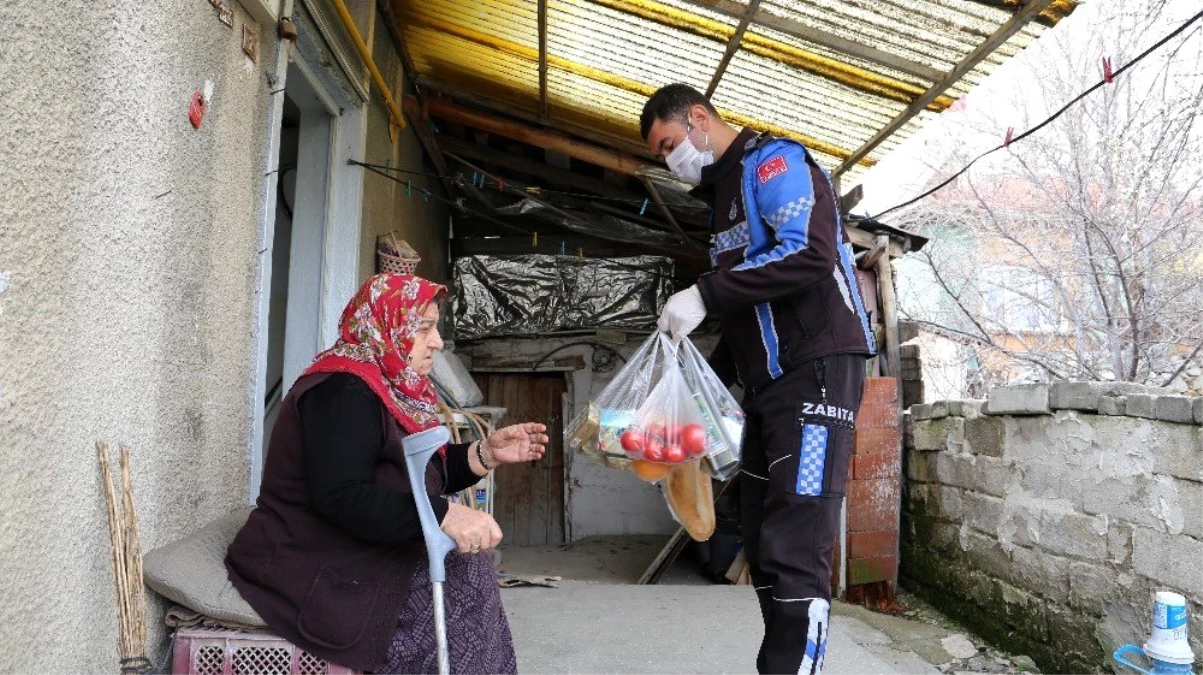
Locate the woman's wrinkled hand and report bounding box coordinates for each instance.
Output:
[483,423,550,465]
[440,503,503,554]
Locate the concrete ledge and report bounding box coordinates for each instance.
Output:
[985,384,1050,416]
[1155,395,1196,424]
[910,401,950,421]
[1126,394,1157,419]
[1098,395,1126,416]
[1048,381,1157,412]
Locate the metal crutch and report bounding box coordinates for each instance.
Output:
[402,426,459,675]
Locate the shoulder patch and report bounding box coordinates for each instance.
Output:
[757,155,789,184]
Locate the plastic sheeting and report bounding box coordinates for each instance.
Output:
[495,198,687,248]
[452,254,674,340]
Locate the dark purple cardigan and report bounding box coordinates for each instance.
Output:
[225,373,445,671]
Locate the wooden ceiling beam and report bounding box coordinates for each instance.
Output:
[438,136,646,202]
[421,96,652,176]
[414,77,658,161]
[705,0,762,98]
[538,0,550,122]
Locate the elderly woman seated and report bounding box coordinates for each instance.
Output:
[226,274,548,674]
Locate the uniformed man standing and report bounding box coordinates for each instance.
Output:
[640,84,875,675]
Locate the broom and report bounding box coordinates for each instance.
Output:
[97,441,151,673]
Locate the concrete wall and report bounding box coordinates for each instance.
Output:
[902,382,1203,673]
[0,2,447,671]
[0,2,279,671]
[459,334,721,540]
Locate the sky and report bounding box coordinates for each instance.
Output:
[854,0,1203,221]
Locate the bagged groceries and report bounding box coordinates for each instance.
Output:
[565,332,744,484]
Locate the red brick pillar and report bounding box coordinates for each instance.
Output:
[843,377,902,607]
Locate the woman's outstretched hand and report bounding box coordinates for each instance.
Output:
[484,423,550,465]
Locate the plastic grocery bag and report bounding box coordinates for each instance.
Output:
[678,338,745,481]
[566,333,743,483]
[564,332,670,473]
[619,336,712,480]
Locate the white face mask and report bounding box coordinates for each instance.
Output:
[665,124,714,185]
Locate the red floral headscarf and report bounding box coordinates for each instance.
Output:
[301,273,447,434]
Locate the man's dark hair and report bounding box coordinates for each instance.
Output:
[640,84,719,141]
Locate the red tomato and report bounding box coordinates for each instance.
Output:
[681,424,707,455]
[644,441,665,463]
[663,444,686,464]
[620,429,645,453]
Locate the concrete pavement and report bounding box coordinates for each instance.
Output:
[502,582,943,674]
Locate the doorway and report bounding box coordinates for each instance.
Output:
[251,39,368,497]
[472,373,568,546]
[260,63,336,458]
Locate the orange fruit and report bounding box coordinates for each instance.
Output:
[631,459,673,482]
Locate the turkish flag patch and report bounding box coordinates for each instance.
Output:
[757,155,789,184]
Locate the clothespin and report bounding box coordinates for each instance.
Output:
[560,240,566,255]
[1102,56,1113,84]
[527,186,542,195]
[497,178,505,193]
[406,179,412,197]
[422,189,430,202]
[384,159,393,172]
[578,247,584,261]
[1004,127,1015,147]
[640,198,649,216]
[471,172,479,188]
[532,231,538,247]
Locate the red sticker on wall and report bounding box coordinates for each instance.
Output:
[757,155,788,184]
[188,91,206,129]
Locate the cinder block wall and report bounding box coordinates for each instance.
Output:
[902,382,1203,672]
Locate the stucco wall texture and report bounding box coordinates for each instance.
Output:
[0,2,276,671]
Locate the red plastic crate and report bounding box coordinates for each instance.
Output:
[172,627,361,675]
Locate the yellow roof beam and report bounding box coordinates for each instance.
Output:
[584,0,954,112]
[400,11,874,165]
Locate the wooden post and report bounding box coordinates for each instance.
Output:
[875,234,901,379]
[538,0,549,122]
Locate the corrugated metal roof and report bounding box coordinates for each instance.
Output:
[390,0,1077,183]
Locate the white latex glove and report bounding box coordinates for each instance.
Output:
[658,285,707,341]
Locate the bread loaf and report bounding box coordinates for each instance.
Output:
[664,460,715,541]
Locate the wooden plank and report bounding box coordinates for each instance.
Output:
[414,77,659,161]
[705,0,762,98]
[875,235,902,379]
[858,236,888,272]
[640,177,707,254]
[453,235,675,260]
[637,528,691,585]
[844,224,904,258]
[423,96,651,176]
[834,0,1058,176]
[537,0,549,122]
[839,184,864,215]
[439,136,645,202]
[638,479,732,584]
[530,376,551,545]
[549,378,566,543]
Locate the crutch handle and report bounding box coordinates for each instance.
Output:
[402,426,459,583]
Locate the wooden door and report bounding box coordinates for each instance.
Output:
[471,373,567,546]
